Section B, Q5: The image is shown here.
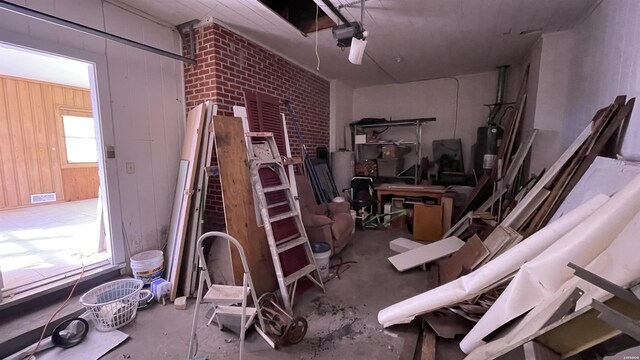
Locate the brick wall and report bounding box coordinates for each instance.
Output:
[183,23,330,231]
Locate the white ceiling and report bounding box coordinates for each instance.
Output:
[115,0,598,87]
[0,43,90,88]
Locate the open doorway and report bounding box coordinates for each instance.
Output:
[0,43,110,295]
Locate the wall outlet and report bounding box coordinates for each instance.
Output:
[126,162,135,174]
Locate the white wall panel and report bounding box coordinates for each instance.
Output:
[330,80,354,152]
[351,70,518,174]
[0,0,185,259]
[534,1,640,160]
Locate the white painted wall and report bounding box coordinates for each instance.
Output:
[522,32,576,175]
[351,70,520,175]
[0,0,185,260]
[330,79,353,152]
[529,0,640,168]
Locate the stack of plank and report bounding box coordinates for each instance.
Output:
[434,95,634,321]
[164,102,217,301]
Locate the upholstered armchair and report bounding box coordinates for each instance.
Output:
[295,175,354,255]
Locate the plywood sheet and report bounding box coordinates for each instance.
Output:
[413,203,443,242]
[442,196,453,234]
[213,115,277,295]
[388,236,464,272]
[439,235,489,284]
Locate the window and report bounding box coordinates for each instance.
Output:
[58,108,97,166]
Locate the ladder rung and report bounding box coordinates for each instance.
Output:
[285,264,317,286]
[267,201,290,209]
[263,184,290,193]
[246,131,274,138]
[269,210,298,223]
[276,236,308,253]
[214,305,257,317]
[252,158,280,165]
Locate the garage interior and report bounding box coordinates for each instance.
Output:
[1,0,640,359]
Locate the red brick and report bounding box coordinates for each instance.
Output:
[184,23,329,232]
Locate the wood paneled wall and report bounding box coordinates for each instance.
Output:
[0,74,95,210]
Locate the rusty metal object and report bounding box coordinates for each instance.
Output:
[257,293,308,348]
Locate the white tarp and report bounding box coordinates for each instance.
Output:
[550,156,640,222]
[376,194,609,327]
[466,207,640,360]
[460,173,640,354]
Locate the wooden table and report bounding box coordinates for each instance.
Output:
[375,184,447,213]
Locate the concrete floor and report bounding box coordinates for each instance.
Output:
[101,229,466,360]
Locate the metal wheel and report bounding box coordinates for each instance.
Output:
[258,292,277,308]
[285,317,307,344]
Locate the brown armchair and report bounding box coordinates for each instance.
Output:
[295,175,354,255]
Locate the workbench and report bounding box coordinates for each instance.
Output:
[375,184,447,213]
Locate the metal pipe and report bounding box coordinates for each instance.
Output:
[496,65,509,104]
[0,0,196,65]
[320,0,350,24]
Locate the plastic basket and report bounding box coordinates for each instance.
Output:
[80,278,144,331]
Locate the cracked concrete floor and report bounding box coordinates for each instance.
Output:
[101,229,466,360]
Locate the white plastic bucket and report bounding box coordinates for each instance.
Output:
[311,242,331,279]
[130,250,164,284]
[350,210,357,234]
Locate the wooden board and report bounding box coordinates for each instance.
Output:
[507,188,550,231]
[439,234,489,284]
[165,159,188,287]
[413,203,444,242]
[181,103,217,297]
[531,98,635,233]
[501,123,593,229]
[168,103,206,301]
[420,326,437,360]
[523,104,618,235]
[442,196,453,234]
[390,237,423,253]
[213,116,277,295]
[388,236,465,272]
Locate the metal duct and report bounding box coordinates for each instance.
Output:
[496,65,509,104]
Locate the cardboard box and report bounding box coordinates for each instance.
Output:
[381,144,410,158]
[381,144,401,158]
[413,203,444,242]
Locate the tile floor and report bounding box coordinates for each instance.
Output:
[0,199,108,291]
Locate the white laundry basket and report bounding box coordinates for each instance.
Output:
[80,278,144,331]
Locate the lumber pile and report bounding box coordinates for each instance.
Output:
[379,95,638,357]
[445,96,634,317]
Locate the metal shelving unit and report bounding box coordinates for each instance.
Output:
[351,118,436,185]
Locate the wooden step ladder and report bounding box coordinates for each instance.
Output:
[246,132,324,314]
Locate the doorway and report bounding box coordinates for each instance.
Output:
[0,43,111,295]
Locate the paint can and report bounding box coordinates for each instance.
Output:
[130,250,164,284]
[310,242,331,279]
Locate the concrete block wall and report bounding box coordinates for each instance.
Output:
[183,23,330,231]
